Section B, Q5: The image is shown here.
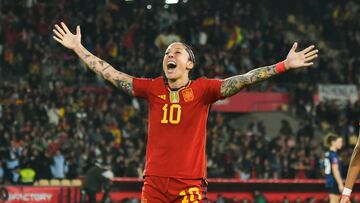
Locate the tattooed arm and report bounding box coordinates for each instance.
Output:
[52,22,133,94]
[221,64,277,97]
[73,45,133,94]
[221,42,319,98]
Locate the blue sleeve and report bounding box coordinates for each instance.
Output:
[330,153,339,164]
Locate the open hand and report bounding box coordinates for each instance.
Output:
[284,42,318,70]
[52,22,81,50]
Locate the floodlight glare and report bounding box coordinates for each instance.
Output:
[165,0,179,4]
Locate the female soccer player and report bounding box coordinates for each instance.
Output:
[52,22,318,202]
[324,135,344,203]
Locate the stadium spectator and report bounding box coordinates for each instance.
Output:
[5,141,21,184]
[0,161,4,184]
[19,163,36,185]
[50,149,69,179]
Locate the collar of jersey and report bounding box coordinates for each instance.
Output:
[166,80,192,92]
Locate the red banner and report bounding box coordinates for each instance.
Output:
[5,186,61,203]
[212,92,289,112]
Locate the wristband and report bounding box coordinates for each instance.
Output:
[342,187,352,196]
[275,61,286,73]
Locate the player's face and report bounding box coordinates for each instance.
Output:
[163,43,194,81]
[335,138,343,150]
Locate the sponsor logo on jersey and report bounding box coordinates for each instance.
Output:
[158,94,166,100]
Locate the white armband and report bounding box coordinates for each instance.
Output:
[342,187,352,196]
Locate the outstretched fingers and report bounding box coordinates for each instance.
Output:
[305,54,318,62]
[53,28,64,39]
[300,45,315,55]
[302,50,318,66]
[302,62,314,67]
[52,36,63,44]
[290,42,298,52]
[76,25,81,35]
[60,22,71,34]
[54,24,66,36]
[305,49,319,58]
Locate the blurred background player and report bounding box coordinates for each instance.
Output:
[80,159,114,203]
[340,128,360,203]
[324,135,344,203]
[52,22,318,202]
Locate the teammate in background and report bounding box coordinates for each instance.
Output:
[324,135,344,203]
[52,22,318,202]
[340,129,360,203]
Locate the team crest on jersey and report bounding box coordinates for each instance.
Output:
[182,88,194,102]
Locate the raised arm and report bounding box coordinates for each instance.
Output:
[220,42,318,97]
[340,130,360,203]
[52,22,133,94]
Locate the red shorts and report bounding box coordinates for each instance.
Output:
[141,176,208,203]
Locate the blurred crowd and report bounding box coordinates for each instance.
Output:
[1,0,360,185]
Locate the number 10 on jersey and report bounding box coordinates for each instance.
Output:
[161,104,182,124]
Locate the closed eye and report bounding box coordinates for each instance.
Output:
[165,50,182,55]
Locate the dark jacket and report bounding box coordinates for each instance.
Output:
[82,165,111,192]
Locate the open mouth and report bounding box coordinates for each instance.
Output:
[167,61,177,69]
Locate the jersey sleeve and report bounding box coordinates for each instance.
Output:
[201,78,225,104]
[330,153,339,164]
[133,78,152,99]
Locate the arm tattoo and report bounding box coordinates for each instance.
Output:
[75,47,133,94]
[221,64,277,97]
[114,78,133,94]
[102,65,111,72]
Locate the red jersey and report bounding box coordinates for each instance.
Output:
[133,77,224,179]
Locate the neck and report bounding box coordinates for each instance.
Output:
[167,77,190,90]
[330,146,337,151]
